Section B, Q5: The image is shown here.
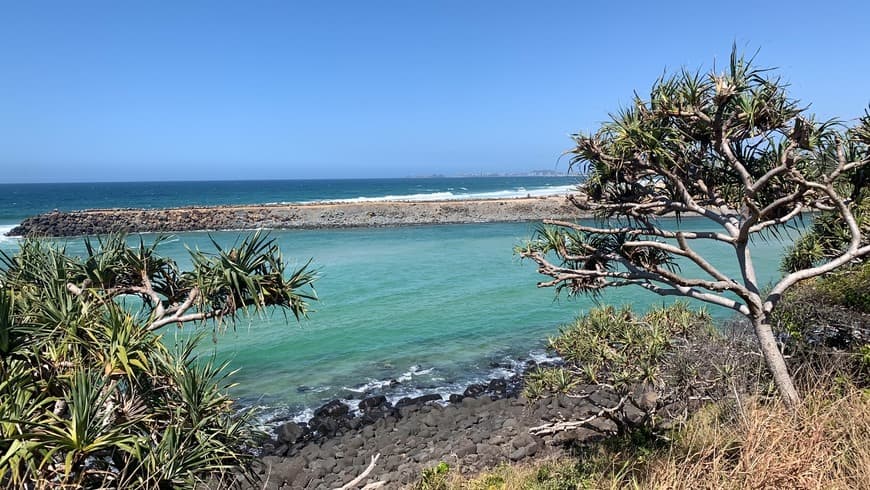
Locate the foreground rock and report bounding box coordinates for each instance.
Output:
[251,381,659,490]
[8,196,584,237]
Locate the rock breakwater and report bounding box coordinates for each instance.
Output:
[7,196,583,237]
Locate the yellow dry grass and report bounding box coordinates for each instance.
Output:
[453,385,869,490]
[646,385,870,489]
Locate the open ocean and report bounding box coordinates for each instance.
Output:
[0,177,793,425]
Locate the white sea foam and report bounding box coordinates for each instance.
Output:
[527,349,562,365]
[290,408,315,424]
[407,365,434,376]
[342,364,436,393]
[295,184,577,204]
[0,224,19,245]
[343,378,396,393]
[259,349,566,428]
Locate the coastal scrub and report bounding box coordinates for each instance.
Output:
[521,47,870,405]
[0,232,316,488]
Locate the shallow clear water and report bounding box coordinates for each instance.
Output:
[0,179,795,422]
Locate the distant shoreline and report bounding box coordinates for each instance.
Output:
[7,195,586,237]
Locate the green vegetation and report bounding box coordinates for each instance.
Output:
[521,47,870,405]
[418,462,451,490]
[523,367,578,400]
[813,260,870,313]
[524,302,759,430]
[443,294,868,489]
[523,302,719,403]
[548,303,711,388]
[0,232,316,488]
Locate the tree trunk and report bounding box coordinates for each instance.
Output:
[753,318,800,406]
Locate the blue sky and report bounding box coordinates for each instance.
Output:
[1,1,868,183]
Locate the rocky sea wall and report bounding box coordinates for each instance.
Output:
[7,196,584,237]
[255,372,659,489]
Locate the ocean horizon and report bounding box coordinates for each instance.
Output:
[0,176,578,226]
[0,176,794,426]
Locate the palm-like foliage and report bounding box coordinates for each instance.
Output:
[782,110,870,272]
[522,47,870,406]
[0,232,316,488]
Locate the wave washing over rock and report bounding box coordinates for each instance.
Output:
[250,349,562,430]
[252,356,661,490]
[7,196,585,237]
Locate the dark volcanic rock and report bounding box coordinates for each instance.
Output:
[463,383,487,397]
[307,415,348,438]
[487,377,508,396]
[276,422,305,445]
[314,399,349,418]
[358,395,389,412]
[395,393,442,408]
[253,378,684,490]
[8,197,584,238]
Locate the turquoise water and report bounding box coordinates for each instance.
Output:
[0,179,794,422]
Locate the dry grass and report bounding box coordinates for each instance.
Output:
[646,385,870,489]
[451,384,870,490]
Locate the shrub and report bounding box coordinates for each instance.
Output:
[548,302,713,389]
[417,462,450,490]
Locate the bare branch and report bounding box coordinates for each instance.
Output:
[146,287,204,331]
[748,203,804,233]
[638,281,751,315]
[715,129,754,191]
[529,395,628,436]
[337,453,381,490]
[140,270,165,320]
[657,166,735,230]
[524,248,750,315]
[750,142,795,193]
[542,219,734,243]
[765,182,869,312]
[673,234,730,283]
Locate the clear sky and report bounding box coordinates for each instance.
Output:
[1,1,868,183]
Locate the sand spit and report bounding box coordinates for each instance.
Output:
[7,196,585,237]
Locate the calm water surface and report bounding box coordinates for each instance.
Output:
[0,179,793,421]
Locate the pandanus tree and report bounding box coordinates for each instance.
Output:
[521,49,870,406]
[0,231,316,488]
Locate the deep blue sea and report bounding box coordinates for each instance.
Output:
[0,177,577,225]
[0,177,792,425]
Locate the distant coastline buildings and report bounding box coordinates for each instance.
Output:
[410,170,570,178]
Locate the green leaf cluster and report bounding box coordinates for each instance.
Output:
[547,302,712,389]
[417,462,450,490]
[0,232,317,488]
[570,49,868,218]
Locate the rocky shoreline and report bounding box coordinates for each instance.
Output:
[252,366,659,490]
[6,196,584,237]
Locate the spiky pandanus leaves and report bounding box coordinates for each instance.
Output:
[0,232,316,488]
[523,47,870,406]
[567,49,860,223]
[782,110,870,272]
[186,231,317,326]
